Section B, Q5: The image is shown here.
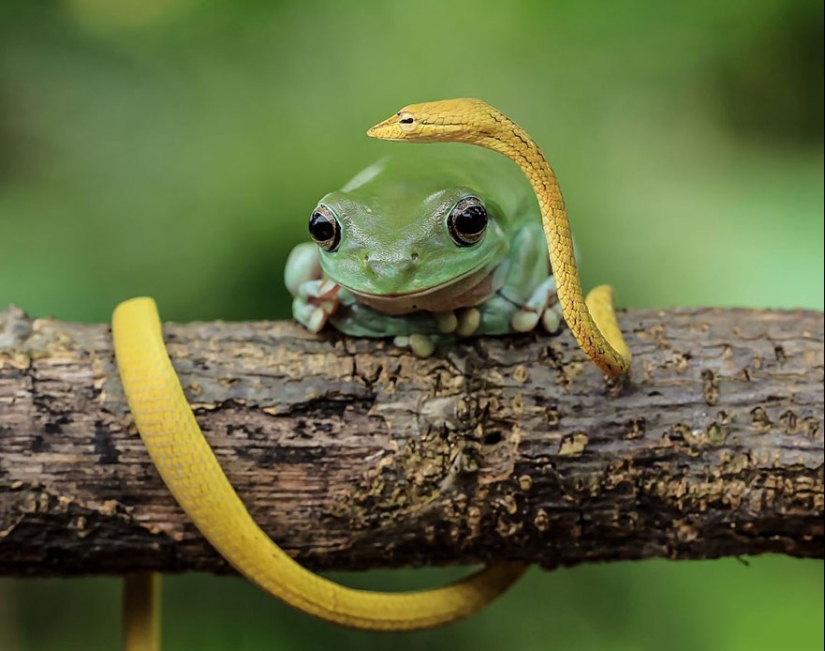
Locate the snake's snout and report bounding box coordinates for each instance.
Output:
[366,116,408,141]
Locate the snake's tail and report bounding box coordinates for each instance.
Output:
[123,573,160,651]
[584,285,632,370]
[112,297,527,633]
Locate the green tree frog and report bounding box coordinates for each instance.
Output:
[285,146,563,356]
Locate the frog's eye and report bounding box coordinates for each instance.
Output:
[309,205,341,252]
[448,197,487,246]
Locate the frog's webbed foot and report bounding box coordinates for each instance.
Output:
[510,276,563,334]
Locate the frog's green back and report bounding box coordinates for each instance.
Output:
[340,144,536,228]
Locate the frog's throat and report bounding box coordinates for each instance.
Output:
[341,262,508,316]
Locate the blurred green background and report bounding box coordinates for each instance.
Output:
[1,0,822,649]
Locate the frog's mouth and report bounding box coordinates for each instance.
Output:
[341,264,501,316]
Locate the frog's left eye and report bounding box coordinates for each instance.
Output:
[448,197,487,246]
[309,205,341,252]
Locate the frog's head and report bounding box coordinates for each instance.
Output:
[308,167,510,299]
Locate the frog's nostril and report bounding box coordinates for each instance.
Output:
[365,258,382,276]
[364,257,416,279]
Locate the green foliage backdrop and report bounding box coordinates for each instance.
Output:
[1,1,822,649]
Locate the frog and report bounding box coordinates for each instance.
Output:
[284,145,564,357]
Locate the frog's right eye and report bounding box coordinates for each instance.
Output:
[309,206,341,252]
[448,196,487,246]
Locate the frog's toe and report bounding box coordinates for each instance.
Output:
[511,309,540,333]
[299,278,340,301]
[393,334,435,357]
[434,311,459,334]
[524,276,557,313]
[310,280,338,301]
[456,308,481,337]
[542,303,563,334]
[509,276,561,333]
[308,308,329,332]
[292,298,329,333]
[409,334,436,357]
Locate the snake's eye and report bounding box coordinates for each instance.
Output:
[398,111,416,132]
[448,197,487,246]
[309,205,341,252]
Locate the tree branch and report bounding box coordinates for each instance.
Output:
[0,305,822,577]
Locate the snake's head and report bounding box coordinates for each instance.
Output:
[367,98,498,143]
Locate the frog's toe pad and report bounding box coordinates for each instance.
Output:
[299,278,340,301]
[542,304,562,334]
[434,311,458,334]
[511,309,541,333]
[393,334,435,358]
[293,304,328,333]
[292,294,339,334]
[308,307,329,333]
[456,308,481,337]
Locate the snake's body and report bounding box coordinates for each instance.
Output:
[114,98,631,651]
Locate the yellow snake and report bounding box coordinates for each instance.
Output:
[113,98,631,650]
[367,99,631,377]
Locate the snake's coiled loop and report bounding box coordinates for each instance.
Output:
[114,297,526,649]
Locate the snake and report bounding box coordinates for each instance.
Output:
[113,98,632,651]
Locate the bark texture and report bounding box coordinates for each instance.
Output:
[0,305,823,577]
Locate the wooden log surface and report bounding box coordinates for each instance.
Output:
[0,305,822,577]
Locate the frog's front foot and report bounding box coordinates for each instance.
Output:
[286,242,344,333]
[292,279,341,333]
[511,277,563,334]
